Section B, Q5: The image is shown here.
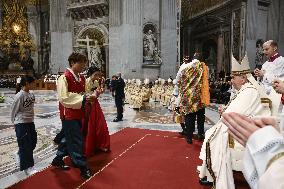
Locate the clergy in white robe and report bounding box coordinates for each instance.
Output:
[197,54,272,189]
[254,40,284,115]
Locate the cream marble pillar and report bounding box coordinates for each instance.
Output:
[160,0,177,79]
[50,0,73,73]
[109,0,121,27]
[109,0,143,79]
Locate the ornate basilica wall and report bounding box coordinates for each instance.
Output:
[182,0,284,77]
[109,0,178,80]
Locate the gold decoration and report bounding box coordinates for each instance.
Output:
[0,0,35,56]
[13,23,22,34]
[181,0,227,22]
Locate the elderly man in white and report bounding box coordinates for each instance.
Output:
[221,78,284,189]
[197,53,272,189]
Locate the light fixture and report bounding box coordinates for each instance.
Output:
[12,23,21,34]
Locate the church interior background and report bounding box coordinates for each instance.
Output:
[0,0,179,81]
[0,0,284,188]
[0,0,282,81]
[182,0,284,79]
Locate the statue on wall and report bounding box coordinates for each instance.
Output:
[207,47,216,65]
[153,48,162,64]
[255,39,264,69]
[143,29,157,61]
[90,39,104,68]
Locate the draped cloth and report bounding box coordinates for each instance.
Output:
[179,60,209,115]
[82,77,110,157]
[201,62,210,106]
[82,99,110,157]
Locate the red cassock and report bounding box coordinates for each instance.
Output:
[82,98,110,157]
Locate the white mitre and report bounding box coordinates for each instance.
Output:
[137,80,142,86]
[168,78,172,83]
[232,53,272,112]
[144,78,150,85]
[231,53,251,75]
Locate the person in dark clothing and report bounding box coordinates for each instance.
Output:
[112,72,125,122]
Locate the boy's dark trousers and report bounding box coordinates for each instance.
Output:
[54,120,87,168]
[15,122,37,171]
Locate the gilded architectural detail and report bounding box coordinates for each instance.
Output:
[67,0,108,20]
[182,0,230,21]
[0,0,34,54]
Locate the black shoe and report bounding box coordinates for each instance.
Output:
[186,138,192,144]
[199,177,213,185]
[51,158,70,170]
[113,118,122,122]
[80,167,93,179]
[197,134,205,141]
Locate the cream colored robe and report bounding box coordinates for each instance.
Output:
[261,56,284,95]
[198,82,271,189]
[258,156,284,189]
[57,70,84,109]
[243,125,284,189]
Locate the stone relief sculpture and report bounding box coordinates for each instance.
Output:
[255,39,264,69]
[206,47,216,66]
[90,39,104,68]
[143,28,157,62]
[153,48,162,64]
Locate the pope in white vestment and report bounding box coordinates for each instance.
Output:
[197,54,272,189]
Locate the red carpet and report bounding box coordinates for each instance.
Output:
[8,128,249,189]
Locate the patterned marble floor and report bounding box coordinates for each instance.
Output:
[0,89,220,188]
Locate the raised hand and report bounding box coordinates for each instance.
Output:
[222,112,278,146]
[272,79,284,94]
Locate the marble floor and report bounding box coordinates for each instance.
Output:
[0,89,220,188]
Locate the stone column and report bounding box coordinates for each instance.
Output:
[103,44,109,77]
[124,0,143,78]
[245,0,258,70]
[0,1,2,27]
[50,0,73,73]
[26,6,40,73]
[216,31,224,76]
[109,0,143,79]
[279,0,284,55]
[160,0,177,79]
[246,0,258,40]
[109,0,121,27]
[268,0,280,42]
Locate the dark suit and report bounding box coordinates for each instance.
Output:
[113,78,125,120]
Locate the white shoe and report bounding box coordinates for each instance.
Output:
[24,167,38,176]
[13,152,20,165]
